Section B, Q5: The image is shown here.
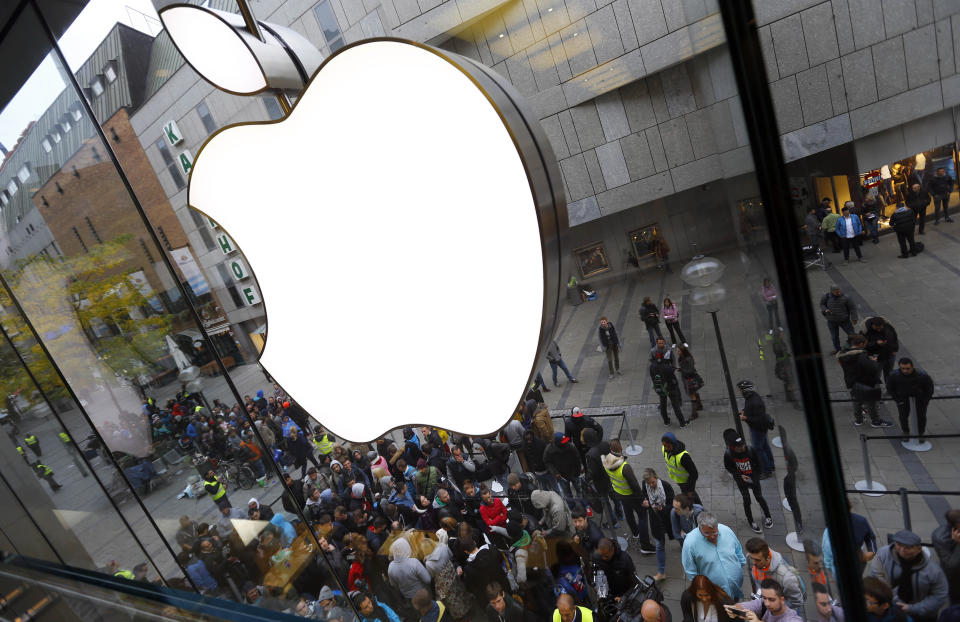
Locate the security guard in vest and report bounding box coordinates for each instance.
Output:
[553,593,593,621]
[203,469,230,510]
[661,432,701,504]
[312,425,335,463]
[24,433,41,457]
[59,430,90,477]
[16,445,30,465]
[35,463,61,491]
[602,439,655,553]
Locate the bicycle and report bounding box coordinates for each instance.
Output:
[216,458,256,490]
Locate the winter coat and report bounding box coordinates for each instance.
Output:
[836,347,881,390]
[741,393,771,432]
[886,368,935,401]
[598,323,620,349]
[530,490,574,537]
[820,291,858,324]
[680,590,734,622]
[445,456,476,487]
[906,188,932,212]
[640,302,661,327]
[865,319,899,359]
[889,206,917,233]
[461,544,509,600]
[929,173,954,196]
[564,415,603,455]
[582,429,611,493]
[387,538,431,598]
[523,436,549,471]
[663,302,680,323]
[543,437,582,480]
[590,542,636,598]
[531,406,555,442]
[932,524,960,604]
[643,478,675,540]
[836,214,863,237]
[869,544,949,619]
[479,498,508,528]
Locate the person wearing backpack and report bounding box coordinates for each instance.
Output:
[746,538,806,620]
[737,380,774,478]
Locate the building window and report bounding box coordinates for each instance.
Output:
[0,191,8,207]
[314,0,344,52]
[85,216,102,244]
[51,129,61,143]
[41,138,52,152]
[155,138,185,191]
[103,61,117,83]
[139,238,155,264]
[263,96,283,120]
[71,226,88,253]
[61,117,72,133]
[5,180,17,197]
[70,105,83,122]
[16,165,30,183]
[196,101,217,134]
[90,76,104,97]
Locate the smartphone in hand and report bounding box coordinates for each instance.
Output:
[724,605,748,619]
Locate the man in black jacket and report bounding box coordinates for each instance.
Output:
[522,431,554,492]
[886,358,936,438]
[722,429,773,533]
[460,533,510,602]
[929,166,955,224]
[543,433,582,504]
[582,428,620,529]
[564,407,604,462]
[889,203,920,257]
[906,181,933,234]
[737,380,775,477]
[592,538,638,599]
[865,316,900,382]
[819,284,858,354]
[598,317,622,379]
[650,338,686,427]
[505,472,541,521]
[837,334,892,428]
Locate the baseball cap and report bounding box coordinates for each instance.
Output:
[571,407,583,418]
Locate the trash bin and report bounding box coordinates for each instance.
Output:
[567,287,582,306]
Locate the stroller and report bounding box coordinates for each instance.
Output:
[801,244,830,270]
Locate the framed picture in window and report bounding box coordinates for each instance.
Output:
[627,224,659,261]
[573,242,610,279]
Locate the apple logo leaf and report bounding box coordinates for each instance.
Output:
[172,33,566,441]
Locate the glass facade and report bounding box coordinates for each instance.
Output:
[0,0,957,621]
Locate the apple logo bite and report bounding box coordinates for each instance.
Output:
[161,7,567,441]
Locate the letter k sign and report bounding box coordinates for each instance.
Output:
[164,120,183,146]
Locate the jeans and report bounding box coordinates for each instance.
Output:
[864,216,879,241]
[827,319,855,351]
[852,392,878,423]
[534,371,548,390]
[250,457,266,479]
[646,324,663,348]
[665,321,686,345]
[735,479,771,524]
[840,236,862,260]
[750,427,775,474]
[653,535,666,573]
[605,345,620,374]
[896,230,918,256]
[556,476,582,507]
[549,359,575,384]
[766,302,780,331]
[896,397,930,436]
[617,495,651,545]
[933,194,952,222]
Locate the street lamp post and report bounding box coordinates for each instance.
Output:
[680,255,745,438]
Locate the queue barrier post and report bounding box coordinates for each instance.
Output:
[899,488,912,532]
[622,411,643,456]
[854,433,886,496]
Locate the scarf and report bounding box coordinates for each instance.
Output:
[895,552,920,603]
[645,478,666,508]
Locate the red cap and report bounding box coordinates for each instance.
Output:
[283,401,290,408]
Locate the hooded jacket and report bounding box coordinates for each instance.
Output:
[750,549,806,613]
[869,544,949,619]
[931,524,960,604]
[601,451,644,499]
[662,432,698,488]
[836,347,881,389]
[387,538,432,598]
[530,490,574,537]
[543,434,582,480]
[582,429,611,492]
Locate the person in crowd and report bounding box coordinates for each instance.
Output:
[932,509,960,606]
[816,197,833,221]
[572,507,604,557]
[863,576,911,622]
[722,429,773,533]
[761,279,782,334]
[651,338,686,427]
[676,345,704,420]
[544,432,582,502]
[814,582,844,622]
[862,195,882,243]
[929,166,955,224]
[445,447,477,489]
[836,202,866,264]
[554,592,593,622]
[352,591,401,622]
[745,538,806,618]
[565,407,603,461]
[603,439,655,554]
[662,297,688,347]
[505,473,540,521]
[479,485,508,532]
[203,469,230,511]
[598,316,622,380]
[641,599,673,622]
[820,283,858,355]
[522,430,554,492]
[411,588,444,622]
[546,339,578,387]
[582,428,620,528]
[459,528,510,603]
[671,492,704,544]
[906,182,932,235]
[636,466,672,580]
[837,334,892,428]
[661,432,700,504]
[552,540,590,605]
[593,538,638,601]
[729,578,803,622]
[887,357,935,439]
[736,380,775,477]
[806,206,822,248]
[641,296,664,348]
[865,316,900,383]
[890,202,921,258]
[387,536,432,614]
[682,512,746,599]
[821,208,841,253]
[485,581,530,621]
[531,488,574,538]
[680,574,735,622]
[869,529,949,622]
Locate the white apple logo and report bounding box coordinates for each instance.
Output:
[161,9,566,441]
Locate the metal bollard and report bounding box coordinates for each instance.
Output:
[899,488,911,532]
[862,434,872,489]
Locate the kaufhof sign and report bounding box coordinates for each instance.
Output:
[160,5,567,441]
[208,214,261,307]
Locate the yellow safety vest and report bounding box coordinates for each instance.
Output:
[114,570,135,580]
[59,432,70,443]
[313,434,334,455]
[16,446,24,455]
[37,464,52,476]
[206,478,226,501]
[605,460,633,496]
[663,447,690,483]
[25,435,38,446]
[553,606,594,622]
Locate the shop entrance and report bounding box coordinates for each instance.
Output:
[813,175,852,213]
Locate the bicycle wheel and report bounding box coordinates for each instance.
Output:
[237,465,256,489]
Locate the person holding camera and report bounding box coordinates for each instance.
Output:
[726,578,802,621]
